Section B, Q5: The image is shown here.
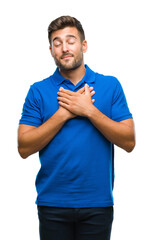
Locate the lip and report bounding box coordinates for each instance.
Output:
[61,55,73,59]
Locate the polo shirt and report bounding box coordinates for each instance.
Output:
[19,65,132,208]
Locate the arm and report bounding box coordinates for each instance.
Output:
[18,107,71,159]
[18,86,95,159]
[57,84,135,152]
[86,107,135,152]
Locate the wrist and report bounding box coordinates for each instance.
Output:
[57,107,76,121]
[56,108,69,122]
[87,105,105,122]
[85,104,97,118]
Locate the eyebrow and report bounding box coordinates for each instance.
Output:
[53,34,77,42]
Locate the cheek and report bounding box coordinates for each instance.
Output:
[72,45,83,56]
[52,48,62,58]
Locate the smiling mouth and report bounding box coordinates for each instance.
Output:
[61,54,73,59]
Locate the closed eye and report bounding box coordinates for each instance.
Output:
[53,41,62,47]
[68,40,75,45]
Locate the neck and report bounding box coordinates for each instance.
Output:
[59,63,86,86]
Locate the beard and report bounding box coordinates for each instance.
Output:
[53,50,84,71]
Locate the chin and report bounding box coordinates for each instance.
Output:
[60,61,83,71]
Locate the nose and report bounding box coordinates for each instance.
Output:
[62,42,69,53]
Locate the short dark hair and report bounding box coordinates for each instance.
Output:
[48,15,85,45]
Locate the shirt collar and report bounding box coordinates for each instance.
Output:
[52,65,96,86]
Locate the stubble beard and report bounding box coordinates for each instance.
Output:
[53,51,84,72]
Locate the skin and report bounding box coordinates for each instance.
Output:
[57,84,135,152]
[18,27,135,158]
[18,86,95,158]
[50,27,88,85]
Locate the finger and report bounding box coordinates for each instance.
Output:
[59,87,74,96]
[57,96,71,105]
[57,91,72,100]
[77,86,93,93]
[89,86,93,91]
[92,99,95,103]
[77,86,85,94]
[58,101,70,110]
[77,86,93,95]
[90,90,95,97]
[85,83,90,95]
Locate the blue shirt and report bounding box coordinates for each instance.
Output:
[19,65,132,207]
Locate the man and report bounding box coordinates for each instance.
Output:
[18,16,135,240]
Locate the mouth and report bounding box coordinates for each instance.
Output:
[61,54,73,60]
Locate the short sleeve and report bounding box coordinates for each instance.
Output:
[19,85,42,127]
[111,80,132,122]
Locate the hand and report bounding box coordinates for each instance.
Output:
[57,84,95,117]
[57,85,95,120]
[58,105,76,120]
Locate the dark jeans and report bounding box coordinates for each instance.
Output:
[37,206,113,240]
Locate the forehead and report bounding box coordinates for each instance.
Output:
[51,27,80,41]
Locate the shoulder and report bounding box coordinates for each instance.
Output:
[28,75,55,96]
[96,72,119,85]
[95,71,122,93]
[25,76,52,102]
[32,76,52,90]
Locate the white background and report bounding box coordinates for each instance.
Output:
[0,0,153,239]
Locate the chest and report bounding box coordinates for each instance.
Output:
[39,81,114,123]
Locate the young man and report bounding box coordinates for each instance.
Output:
[18,16,135,240]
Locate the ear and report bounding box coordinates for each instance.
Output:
[82,40,88,53]
[49,46,53,57]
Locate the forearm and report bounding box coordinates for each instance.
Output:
[87,106,135,152]
[57,84,135,152]
[18,109,68,158]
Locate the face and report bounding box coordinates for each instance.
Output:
[50,27,87,71]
